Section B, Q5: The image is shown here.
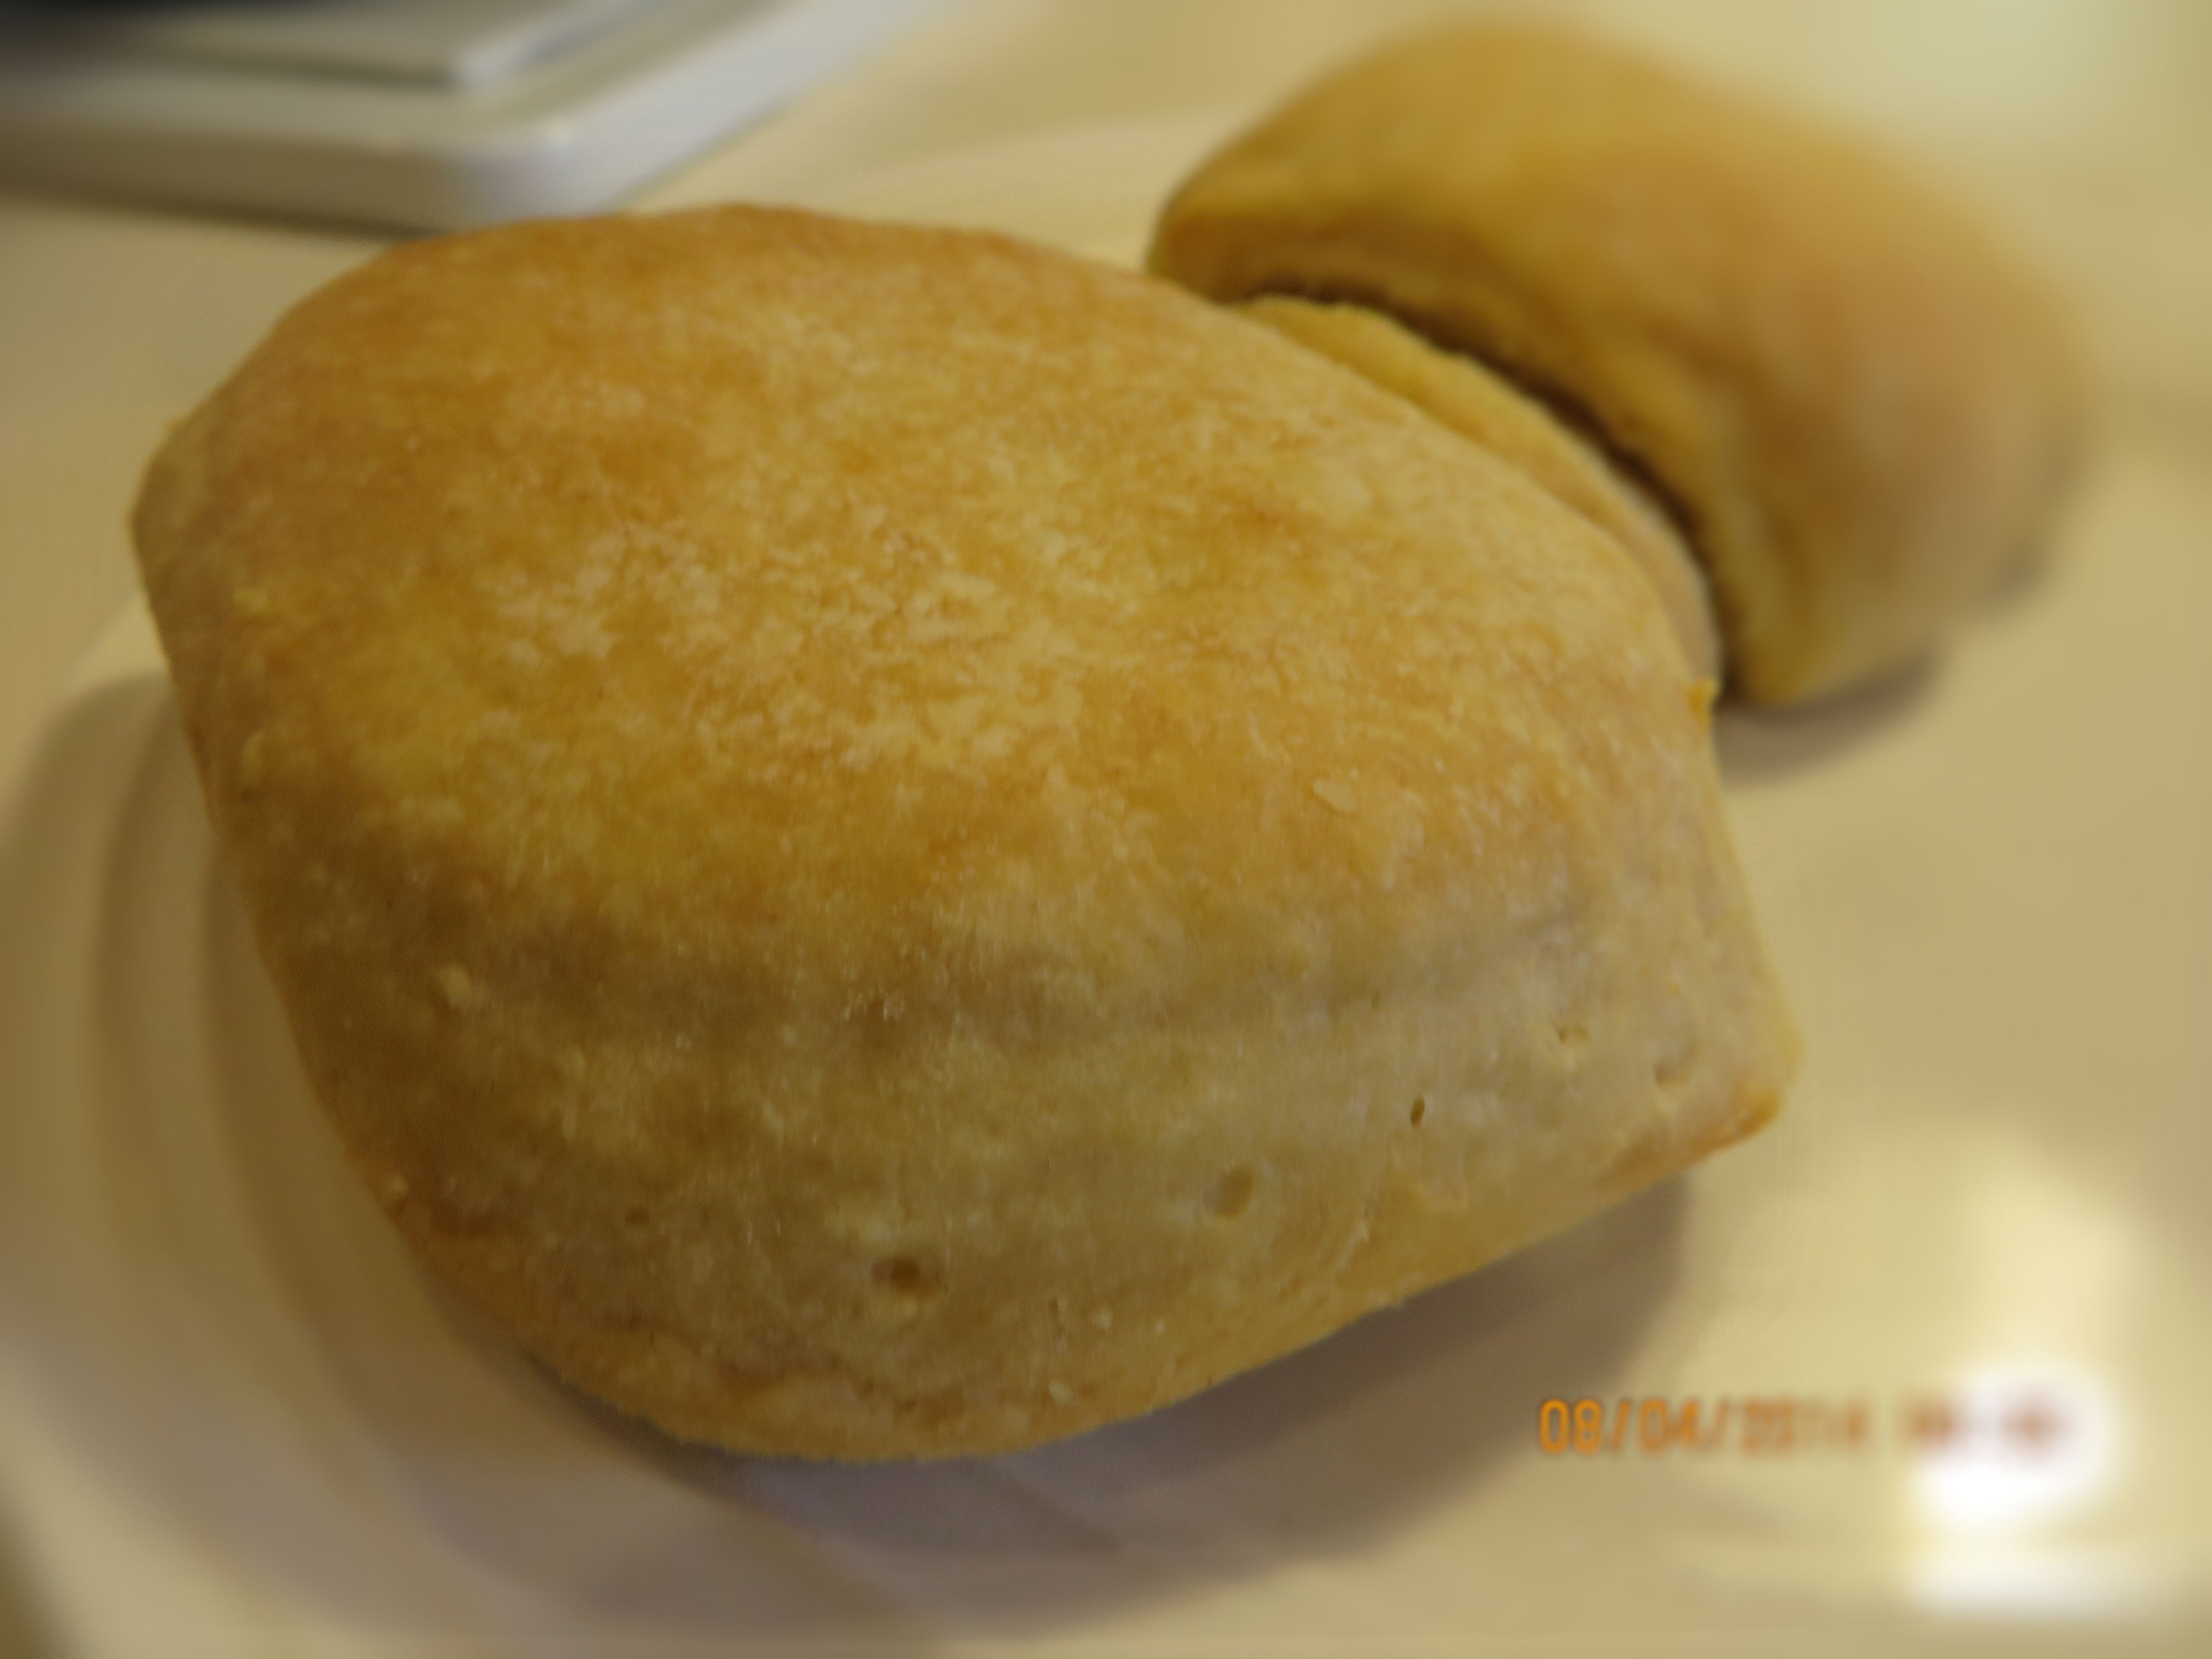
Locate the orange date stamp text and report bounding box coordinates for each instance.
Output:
[1536,1389,2079,1460]
[1537,1394,1872,1458]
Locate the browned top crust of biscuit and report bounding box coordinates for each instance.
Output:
[135,205,1793,1457]
[1238,294,1720,682]
[1150,23,2086,705]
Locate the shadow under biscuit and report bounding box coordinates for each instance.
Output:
[1715,659,1941,785]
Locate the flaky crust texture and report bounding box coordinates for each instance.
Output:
[1150,24,2085,705]
[135,205,1794,1458]
[1238,295,1720,682]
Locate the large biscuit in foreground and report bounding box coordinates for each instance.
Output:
[1150,24,2085,705]
[134,206,1794,1459]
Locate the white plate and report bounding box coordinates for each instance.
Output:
[0,0,950,232]
[2,118,2209,1658]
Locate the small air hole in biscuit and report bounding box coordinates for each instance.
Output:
[1408,1097,1427,1126]
[1655,1034,1699,1088]
[1206,1167,1255,1219]
[1554,1021,1589,1051]
[872,1256,941,1299]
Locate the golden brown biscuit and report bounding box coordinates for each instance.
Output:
[135,205,1794,1458]
[1238,295,1720,681]
[1150,24,2084,705]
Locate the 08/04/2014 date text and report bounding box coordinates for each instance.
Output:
[1536,1392,2074,1459]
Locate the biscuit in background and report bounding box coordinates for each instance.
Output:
[1151,23,2086,706]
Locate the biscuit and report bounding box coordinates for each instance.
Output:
[1237,295,1720,680]
[1150,24,2085,704]
[135,205,1794,1457]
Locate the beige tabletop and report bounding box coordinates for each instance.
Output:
[3,2,2210,1655]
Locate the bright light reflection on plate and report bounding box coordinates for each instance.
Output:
[1908,1360,2158,1620]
